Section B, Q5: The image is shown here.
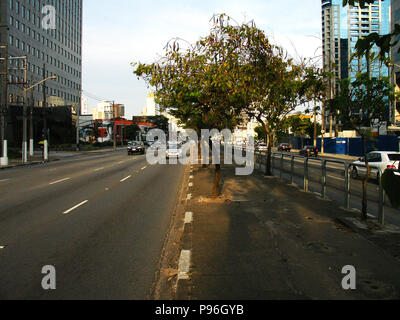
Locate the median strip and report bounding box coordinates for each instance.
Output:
[49,177,71,185]
[120,175,132,182]
[63,200,89,215]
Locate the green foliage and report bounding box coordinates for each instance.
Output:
[328,73,394,135]
[125,124,140,141]
[255,126,267,141]
[382,170,400,209]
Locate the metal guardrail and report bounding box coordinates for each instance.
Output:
[254,151,386,225]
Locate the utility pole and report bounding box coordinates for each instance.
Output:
[0,45,8,166]
[113,101,116,151]
[22,56,28,163]
[29,76,34,156]
[76,89,81,151]
[313,102,317,147]
[42,64,48,161]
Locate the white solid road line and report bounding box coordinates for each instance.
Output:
[120,175,132,182]
[49,177,71,185]
[63,200,89,215]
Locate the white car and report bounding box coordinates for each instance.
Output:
[257,143,268,152]
[351,151,400,180]
[166,142,183,159]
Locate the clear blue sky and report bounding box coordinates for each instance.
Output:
[82,0,322,118]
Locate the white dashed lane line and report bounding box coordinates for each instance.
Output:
[120,175,132,182]
[0,179,10,182]
[94,167,105,172]
[141,166,147,170]
[63,200,89,215]
[49,177,71,185]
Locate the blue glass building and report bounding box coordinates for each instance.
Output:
[322,0,391,90]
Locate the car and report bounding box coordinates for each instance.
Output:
[127,141,145,155]
[351,151,400,180]
[278,143,292,152]
[257,143,268,152]
[299,145,319,157]
[166,142,183,159]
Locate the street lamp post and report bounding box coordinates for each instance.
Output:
[0,26,10,166]
[0,44,8,166]
[16,75,57,162]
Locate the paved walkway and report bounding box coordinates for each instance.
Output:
[180,164,400,300]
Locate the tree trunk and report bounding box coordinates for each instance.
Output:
[361,135,370,221]
[212,164,221,198]
[265,130,273,176]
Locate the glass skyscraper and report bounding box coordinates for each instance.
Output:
[322,0,391,92]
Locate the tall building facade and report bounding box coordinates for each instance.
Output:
[322,0,391,88]
[0,0,82,108]
[392,0,400,125]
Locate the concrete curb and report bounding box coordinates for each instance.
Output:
[175,166,195,300]
[0,158,59,170]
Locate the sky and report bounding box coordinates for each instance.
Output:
[81,0,323,118]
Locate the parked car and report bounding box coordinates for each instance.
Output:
[278,143,292,152]
[257,143,268,152]
[127,141,145,155]
[166,142,183,159]
[351,151,400,180]
[299,145,319,157]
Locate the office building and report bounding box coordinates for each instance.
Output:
[392,0,400,125]
[0,0,82,107]
[322,0,391,87]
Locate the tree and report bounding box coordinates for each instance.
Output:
[244,54,321,175]
[134,15,259,197]
[286,115,319,148]
[125,124,140,141]
[328,73,395,220]
[254,126,267,142]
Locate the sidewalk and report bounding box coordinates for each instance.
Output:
[178,164,400,300]
[0,147,125,169]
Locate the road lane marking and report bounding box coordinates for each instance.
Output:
[0,179,10,182]
[94,167,104,172]
[189,175,194,179]
[141,166,147,170]
[187,194,192,200]
[178,250,191,280]
[184,212,193,224]
[63,200,89,215]
[189,182,193,187]
[117,161,125,164]
[120,175,132,182]
[49,177,71,185]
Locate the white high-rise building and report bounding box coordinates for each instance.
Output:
[141,93,161,116]
[81,98,90,115]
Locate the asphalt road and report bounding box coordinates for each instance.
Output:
[0,150,185,299]
[265,154,400,226]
